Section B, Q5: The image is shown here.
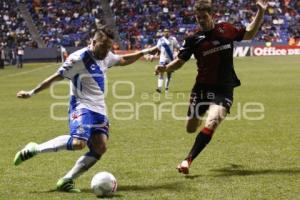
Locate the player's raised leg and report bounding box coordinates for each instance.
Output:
[177,104,227,174]
[186,116,202,134]
[57,133,107,193]
[13,135,85,166]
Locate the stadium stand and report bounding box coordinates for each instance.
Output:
[0,0,32,48]
[111,0,197,49]
[26,0,106,48]
[1,0,299,50]
[112,0,300,48]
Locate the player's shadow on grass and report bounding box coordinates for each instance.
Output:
[81,181,184,194]
[118,182,184,192]
[211,164,300,177]
[184,174,203,179]
[31,181,183,197]
[31,189,124,198]
[80,189,123,198]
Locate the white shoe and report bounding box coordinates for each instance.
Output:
[177,160,190,174]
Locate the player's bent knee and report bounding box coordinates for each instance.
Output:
[94,143,107,155]
[205,106,227,130]
[72,139,86,150]
[205,115,225,130]
[205,119,219,130]
[89,133,108,155]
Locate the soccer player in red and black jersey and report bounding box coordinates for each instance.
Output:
[155,0,268,174]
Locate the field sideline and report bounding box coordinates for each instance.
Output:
[0,56,299,200]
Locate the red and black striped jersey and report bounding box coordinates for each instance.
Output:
[178,22,246,90]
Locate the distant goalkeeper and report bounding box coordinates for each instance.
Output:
[155,28,180,93]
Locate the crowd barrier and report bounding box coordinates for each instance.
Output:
[234,44,300,57]
[21,43,299,62]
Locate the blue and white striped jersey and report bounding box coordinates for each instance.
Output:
[156,36,180,64]
[58,47,121,116]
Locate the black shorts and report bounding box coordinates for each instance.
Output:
[187,86,234,119]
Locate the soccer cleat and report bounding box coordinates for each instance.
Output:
[156,88,162,93]
[56,178,81,193]
[14,142,38,166]
[177,160,191,174]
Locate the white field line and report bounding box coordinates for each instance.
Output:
[0,63,59,79]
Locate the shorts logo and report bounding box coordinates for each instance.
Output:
[71,112,78,120]
[190,93,197,106]
[71,111,83,121]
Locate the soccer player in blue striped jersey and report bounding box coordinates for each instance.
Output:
[155,29,180,93]
[14,26,158,192]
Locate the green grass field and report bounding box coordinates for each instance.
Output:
[0,56,299,200]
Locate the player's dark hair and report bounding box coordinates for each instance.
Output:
[96,25,115,40]
[194,0,212,13]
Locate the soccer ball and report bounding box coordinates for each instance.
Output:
[91,172,117,197]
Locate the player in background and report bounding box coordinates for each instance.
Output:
[155,28,180,93]
[14,26,158,192]
[61,45,69,62]
[155,0,268,174]
[56,45,68,63]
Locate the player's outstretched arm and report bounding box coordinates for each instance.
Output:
[243,0,268,40]
[17,72,64,99]
[155,58,186,75]
[117,46,158,66]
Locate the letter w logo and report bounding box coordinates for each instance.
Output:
[234,46,250,57]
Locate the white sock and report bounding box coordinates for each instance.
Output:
[158,75,164,89]
[37,135,72,153]
[63,154,99,180]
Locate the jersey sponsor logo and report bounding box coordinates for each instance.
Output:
[212,40,221,46]
[202,44,232,56]
[90,64,97,71]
